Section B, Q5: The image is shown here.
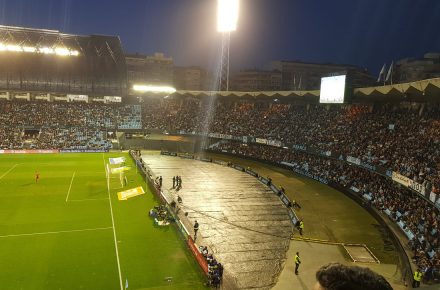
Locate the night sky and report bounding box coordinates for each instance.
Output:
[0,0,439,74]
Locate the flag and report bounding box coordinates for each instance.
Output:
[109,157,125,165]
[110,166,131,174]
[385,61,393,83]
[125,278,128,289]
[377,64,386,82]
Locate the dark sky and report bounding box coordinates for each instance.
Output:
[0,0,439,74]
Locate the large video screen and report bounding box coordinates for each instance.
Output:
[319,75,346,104]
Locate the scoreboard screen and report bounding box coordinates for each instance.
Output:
[319,75,346,104]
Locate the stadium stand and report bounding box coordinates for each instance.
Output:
[0,25,131,151]
[141,98,440,196]
[0,101,141,149]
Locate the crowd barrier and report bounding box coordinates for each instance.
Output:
[0,149,59,154]
[188,237,209,274]
[60,149,108,153]
[0,149,109,154]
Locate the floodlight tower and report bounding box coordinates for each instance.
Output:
[217,0,239,91]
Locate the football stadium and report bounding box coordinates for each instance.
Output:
[1,1,440,290]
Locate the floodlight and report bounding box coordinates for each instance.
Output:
[23,46,37,53]
[133,85,177,94]
[0,42,78,56]
[55,47,70,56]
[39,47,55,54]
[6,45,22,52]
[217,0,239,32]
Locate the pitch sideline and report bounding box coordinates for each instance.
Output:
[0,226,112,239]
[69,197,110,202]
[102,153,124,290]
[65,171,76,202]
[0,164,19,181]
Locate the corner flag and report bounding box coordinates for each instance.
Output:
[377,63,386,82]
[125,278,128,289]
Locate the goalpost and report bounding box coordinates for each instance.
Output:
[106,158,129,189]
[119,171,128,188]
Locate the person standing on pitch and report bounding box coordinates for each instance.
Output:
[194,220,199,241]
[35,171,40,183]
[295,252,301,275]
[172,176,176,188]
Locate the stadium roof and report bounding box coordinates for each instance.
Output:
[354,77,440,101]
[171,77,440,102]
[0,25,127,96]
[0,25,124,60]
[274,59,366,69]
[173,89,319,99]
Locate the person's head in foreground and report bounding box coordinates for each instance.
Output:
[314,263,393,290]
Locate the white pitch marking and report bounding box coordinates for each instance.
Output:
[69,198,109,202]
[103,153,124,290]
[0,164,19,180]
[0,226,112,239]
[65,171,76,202]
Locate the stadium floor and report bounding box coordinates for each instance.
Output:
[142,154,292,289]
[0,153,207,290]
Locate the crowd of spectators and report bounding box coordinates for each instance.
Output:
[3,98,439,193]
[141,97,440,197]
[0,126,23,149]
[214,141,440,282]
[32,128,112,150]
[0,100,141,149]
[0,100,141,129]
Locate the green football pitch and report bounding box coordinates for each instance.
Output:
[0,153,207,290]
